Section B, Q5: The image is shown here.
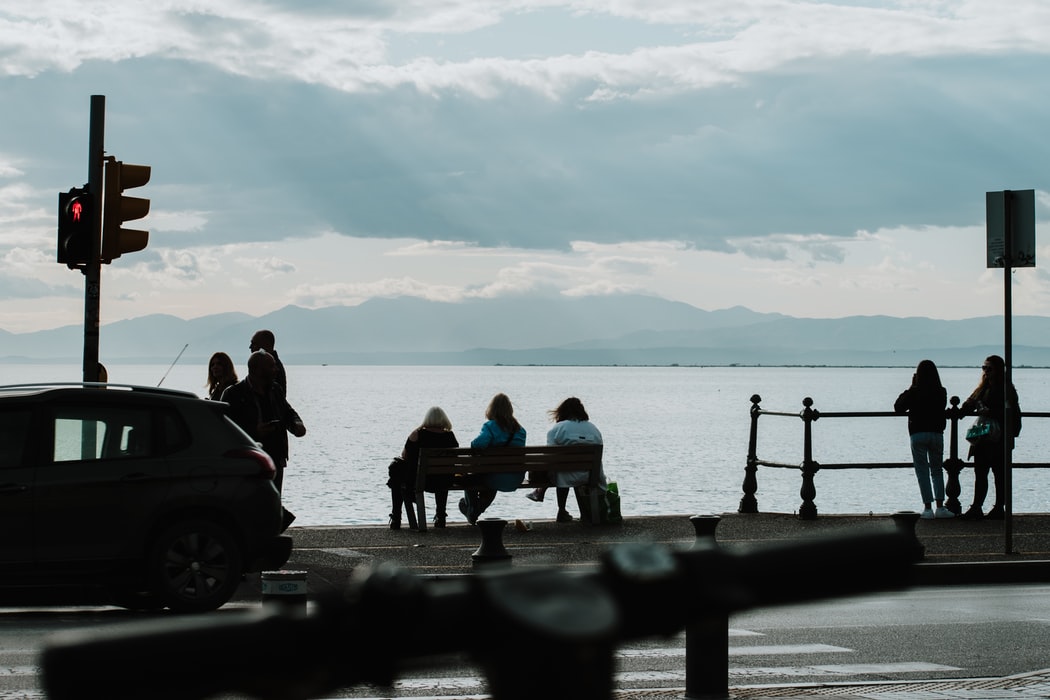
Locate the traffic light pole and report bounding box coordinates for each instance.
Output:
[83,95,105,384]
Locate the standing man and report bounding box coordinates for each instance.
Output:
[249,329,287,392]
[222,350,305,531]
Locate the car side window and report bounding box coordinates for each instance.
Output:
[160,409,192,453]
[0,408,32,469]
[52,405,153,462]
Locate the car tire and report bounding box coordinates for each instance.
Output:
[149,519,243,613]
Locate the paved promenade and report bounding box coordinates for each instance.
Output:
[256,512,1050,699]
[279,511,1050,590]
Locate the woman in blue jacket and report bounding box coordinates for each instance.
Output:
[459,393,526,524]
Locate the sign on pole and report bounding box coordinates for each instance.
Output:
[986,189,1035,268]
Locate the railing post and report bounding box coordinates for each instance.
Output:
[798,397,820,520]
[943,395,964,515]
[685,515,727,700]
[739,394,762,514]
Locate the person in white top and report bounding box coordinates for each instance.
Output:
[527,397,605,523]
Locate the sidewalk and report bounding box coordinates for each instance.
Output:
[253,512,1050,700]
[277,511,1050,592]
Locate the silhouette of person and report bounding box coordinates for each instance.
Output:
[206,351,238,401]
[395,406,459,529]
[894,360,951,519]
[221,350,305,531]
[459,393,526,524]
[249,329,287,392]
[527,396,605,523]
[960,354,1021,520]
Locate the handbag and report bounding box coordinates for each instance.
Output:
[966,416,1001,445]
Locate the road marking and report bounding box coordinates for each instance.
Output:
[727,661,962,678]
[617,643,851,658]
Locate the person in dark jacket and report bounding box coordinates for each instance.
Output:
[959,354,1021,520]
[894,359,951,519]
[221,350,305,531]
[390,406,459,530]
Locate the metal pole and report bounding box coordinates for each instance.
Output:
[1003,191,1014,554]
[83,95,105,383]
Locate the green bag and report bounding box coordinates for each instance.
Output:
[605,482,623,524]
[577,483,623,525]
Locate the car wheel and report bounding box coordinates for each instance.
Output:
[149,519,243,613]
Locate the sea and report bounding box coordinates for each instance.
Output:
[3,364,1049,526]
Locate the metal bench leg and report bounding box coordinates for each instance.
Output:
[415,490,428,533]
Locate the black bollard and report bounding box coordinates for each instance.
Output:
[685,515,728,700]
[472,518,512,568]
[891,511,926,562]
[689,514,721,548]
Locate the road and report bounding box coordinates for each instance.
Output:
[3,585,1049,698]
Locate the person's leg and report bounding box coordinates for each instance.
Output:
[967,460,990,518]
[987,456,1006,517]
[434,490,448,527]
[553,487,574,521]
[477,488,497,515]
[910,434,934,512]
[929,432,948,507]
[389,486,402,529]
[527,487,548,502]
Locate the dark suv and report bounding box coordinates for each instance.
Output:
[0,383,291,612]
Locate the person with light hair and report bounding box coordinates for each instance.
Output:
[391,406,459,529]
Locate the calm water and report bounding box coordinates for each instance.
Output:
[3,364,1049,525]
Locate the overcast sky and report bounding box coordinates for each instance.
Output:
[1,1,1049,334]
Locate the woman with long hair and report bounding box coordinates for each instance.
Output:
[459,393,526,524]
[960,355,1021,520]
[894,360,950,519]
[206,352,238,401]
[527,397,605,523]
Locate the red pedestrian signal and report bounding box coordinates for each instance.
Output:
[57,186,95,267]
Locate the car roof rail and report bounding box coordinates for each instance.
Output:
[0,382,200,398]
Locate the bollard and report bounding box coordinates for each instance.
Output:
[685,515,728,699]
[472,518,512,568]
[891,511,925,561]
[689,514,721,548]
[261,570,308,610]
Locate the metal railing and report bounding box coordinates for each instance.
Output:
[740,393,1050,519]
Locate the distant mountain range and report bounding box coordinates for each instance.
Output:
[3,294,1048,366]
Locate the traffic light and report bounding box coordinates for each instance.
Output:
[101,158,150,263]
[57,186,95,267]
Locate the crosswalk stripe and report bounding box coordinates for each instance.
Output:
[617,643,850,658]
[617,662,960,683]
[727,662,962,679]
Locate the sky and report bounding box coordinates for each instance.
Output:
[1,1,1050,334]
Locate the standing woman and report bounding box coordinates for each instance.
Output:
[960,355,1021,520]
[206,352,238,401]
[894,360,951,519]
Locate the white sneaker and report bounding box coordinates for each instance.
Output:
[935,507,954,519]
[920,507,934,520]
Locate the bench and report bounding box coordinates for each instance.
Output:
[414,443,604,532]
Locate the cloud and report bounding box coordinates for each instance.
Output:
[1,1,1049,334]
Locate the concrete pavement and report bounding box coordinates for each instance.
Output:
[274,511,1050,593]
